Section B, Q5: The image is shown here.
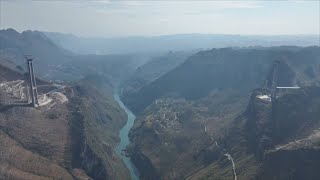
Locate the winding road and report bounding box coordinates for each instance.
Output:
[224,153,237,180]
[204,125,237,180]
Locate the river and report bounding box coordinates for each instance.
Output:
[114,92,140,180]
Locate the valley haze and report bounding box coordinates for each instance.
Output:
[0,0,319,180]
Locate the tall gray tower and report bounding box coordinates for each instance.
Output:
[26,56,39,107]
[270,60,280,101]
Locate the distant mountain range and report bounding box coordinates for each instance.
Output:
[0,28,145,82]
[44,32,319,54]
[121,51,193,96]
[123,46,320,113]
[0,28,77,80]
[1,27,320,180]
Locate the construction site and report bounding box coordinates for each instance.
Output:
[0,57,69,110]
[256,60,300,102]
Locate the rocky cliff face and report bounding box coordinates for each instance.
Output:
[260,146,320,180]
[69,79,130,180]
[219,86,320,179]
[255,86,320,179]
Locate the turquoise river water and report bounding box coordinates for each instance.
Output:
[114,92,140,180]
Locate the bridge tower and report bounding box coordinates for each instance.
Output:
[270,60,280,101]
[26,56,39,107]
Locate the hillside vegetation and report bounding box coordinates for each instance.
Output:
[125,46,320,180]
[0,63,130,179]
[123,46,320,113]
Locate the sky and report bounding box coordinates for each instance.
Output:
[0,0,319,37]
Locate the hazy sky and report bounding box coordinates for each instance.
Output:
[0,0,319,37]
